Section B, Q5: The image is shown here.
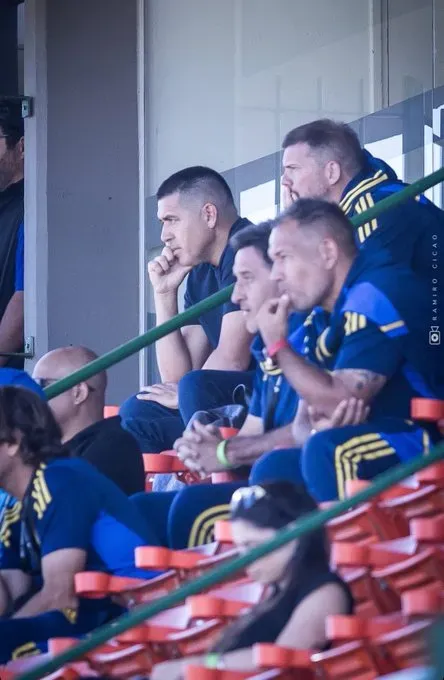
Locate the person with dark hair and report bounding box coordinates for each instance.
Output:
[32,346,144,496]
[0,386,161,663]
[281,118,443,279]
[130,221,304,549]
[120,165,255,477]
[0,98,25,369]
[151,482,353,678]
[255,199,443,502]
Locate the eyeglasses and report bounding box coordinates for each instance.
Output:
[230,485,267,514]
[34,377,95,393]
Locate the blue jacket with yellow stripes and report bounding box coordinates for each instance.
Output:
[340,151,443,279]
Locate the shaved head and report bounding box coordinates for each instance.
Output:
[33,346,107,440]
[34,346,107,393]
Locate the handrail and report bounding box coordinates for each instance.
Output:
[44,164,444,400]
[18,439,444,680]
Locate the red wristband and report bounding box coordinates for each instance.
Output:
[267,338,289,358]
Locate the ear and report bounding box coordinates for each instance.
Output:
[17,136,24,160]
[318,238,339,270]
[201,202,218,229]
[73,382,89,406]
[324,160,341,187]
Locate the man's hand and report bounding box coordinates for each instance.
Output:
[175,421,226,476]
[308,398,369,432]
[256,295,291,348]
[137,382,178,410]
[148,246,192,295]
[281,181,297,210]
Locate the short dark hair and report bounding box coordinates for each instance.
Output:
[272,198,357,257]
[282,119,365,178]
[230,221,272,265]
[157,166,235,211]
[0,386,64,467]
[0,98,24,149]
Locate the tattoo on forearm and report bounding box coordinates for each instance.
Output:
[353,370,382,392]
[334,369,386,399]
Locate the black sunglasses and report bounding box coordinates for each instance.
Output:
[34,377,95,393]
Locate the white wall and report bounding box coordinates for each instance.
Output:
[145,0,381,192]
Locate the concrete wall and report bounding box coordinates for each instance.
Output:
[25,0,141,403]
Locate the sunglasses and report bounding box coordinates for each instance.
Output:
[34,377,96,393]
[230,485,267,514]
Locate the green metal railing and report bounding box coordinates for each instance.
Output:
[19,441,444,680]
[18,165,444,679]
[44,164,444,401]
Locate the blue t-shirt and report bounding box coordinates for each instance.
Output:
[340,151,444,279]
[183,218,251,350]
[249,312,316,430]
[289,250,444,447]
[0,458,160,579]
[15,222,24,292]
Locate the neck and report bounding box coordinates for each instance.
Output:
[328,175,352,205]
[61,406,104,444]
[207,212,239,266]
[2,463,35,501]
[321,256,354,312]
[5,173,24,191]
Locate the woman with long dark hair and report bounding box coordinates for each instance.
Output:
[152,481,353,678]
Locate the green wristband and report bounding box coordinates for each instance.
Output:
[205,652,221,668]
[216,439,231,468]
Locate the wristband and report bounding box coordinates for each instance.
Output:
[205,652,221,668]
[267,338,289,358]
[216,439,231,468]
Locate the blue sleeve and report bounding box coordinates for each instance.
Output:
[0,497,22,570]
[35,468,96,557]
[14,223,24,292]
[248,367,265,418]
[334,319,403,377]
[219,247,238,317]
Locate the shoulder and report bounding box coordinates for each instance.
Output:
[341,267,423,334]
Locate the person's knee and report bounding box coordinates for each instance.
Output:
[119,394,145,421]
[178,370,208,402]
[249,449,303,486]
[301,430,338,502]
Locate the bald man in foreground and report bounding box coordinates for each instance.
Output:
[33,347,145,496]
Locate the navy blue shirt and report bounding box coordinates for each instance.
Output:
[184,218,251,349]
[249,312,319,430]
[15,222,24,292]
[290,251,444,451]
[340,151,443,279]
[0,458,160,579]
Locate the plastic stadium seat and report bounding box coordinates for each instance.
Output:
[187,581,265,619]
[380,485,444,523]
[410,398,444,423]
[376,620,432,670]
[135,544,241,583]
[214,520,233,545]
[401,583,443,618]
[74,569,181,604]
[326,613,405,644]
[253,644,314,677]
[311,640,386,679]
[345,479,419,503]
[326,502,406,547]
[416,461,444,487]
[371,548,444,598]
[103,405,119,418]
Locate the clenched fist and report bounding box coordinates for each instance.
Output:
[148,246,192,295]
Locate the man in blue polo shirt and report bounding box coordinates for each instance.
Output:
[257,199,442,502]
[120,166,254,462]
[135,222,305,549]
[280,118,443,279]
[0,385,161,662]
